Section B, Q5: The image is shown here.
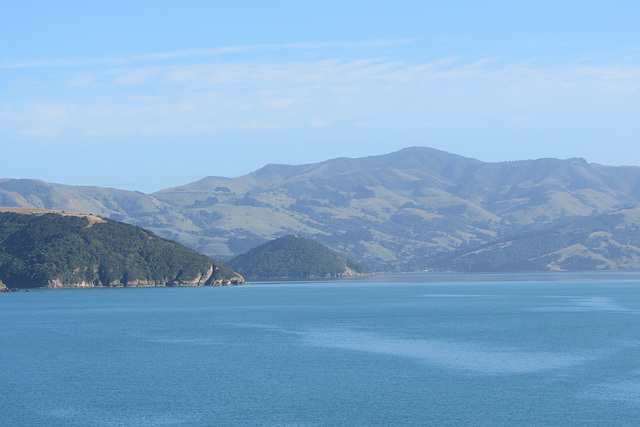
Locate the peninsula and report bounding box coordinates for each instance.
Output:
[0,208,244,289]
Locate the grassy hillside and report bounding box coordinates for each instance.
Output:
[428,207,640,272]
[152,148,640,270]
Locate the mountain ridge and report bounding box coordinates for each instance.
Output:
[3,146,640,272]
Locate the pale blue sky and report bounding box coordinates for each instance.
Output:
[2,1,639,193]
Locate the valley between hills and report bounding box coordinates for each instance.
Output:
[3,146,640,273]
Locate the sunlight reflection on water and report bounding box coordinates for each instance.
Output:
[530,296,635,313]
[300,329,600,375]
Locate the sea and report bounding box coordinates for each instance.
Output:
[2,273,640,426]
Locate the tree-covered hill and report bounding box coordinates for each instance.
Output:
[0,210,243,289]
[227,235,371,279]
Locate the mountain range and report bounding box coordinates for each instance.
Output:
[3,146,640,272]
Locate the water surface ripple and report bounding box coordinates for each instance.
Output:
[2,273,640,425]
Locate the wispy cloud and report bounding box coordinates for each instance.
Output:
[2,41,639,143]
[0,40,412,70]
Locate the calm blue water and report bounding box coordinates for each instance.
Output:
[2,273,640,426]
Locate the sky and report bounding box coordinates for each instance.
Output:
[2,0,639,193]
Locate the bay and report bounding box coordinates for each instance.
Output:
[2,273,640,426]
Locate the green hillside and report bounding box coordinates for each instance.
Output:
[227,235,371,279]
[0,210,243,289]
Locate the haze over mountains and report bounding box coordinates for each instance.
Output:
[3,146,640,272]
